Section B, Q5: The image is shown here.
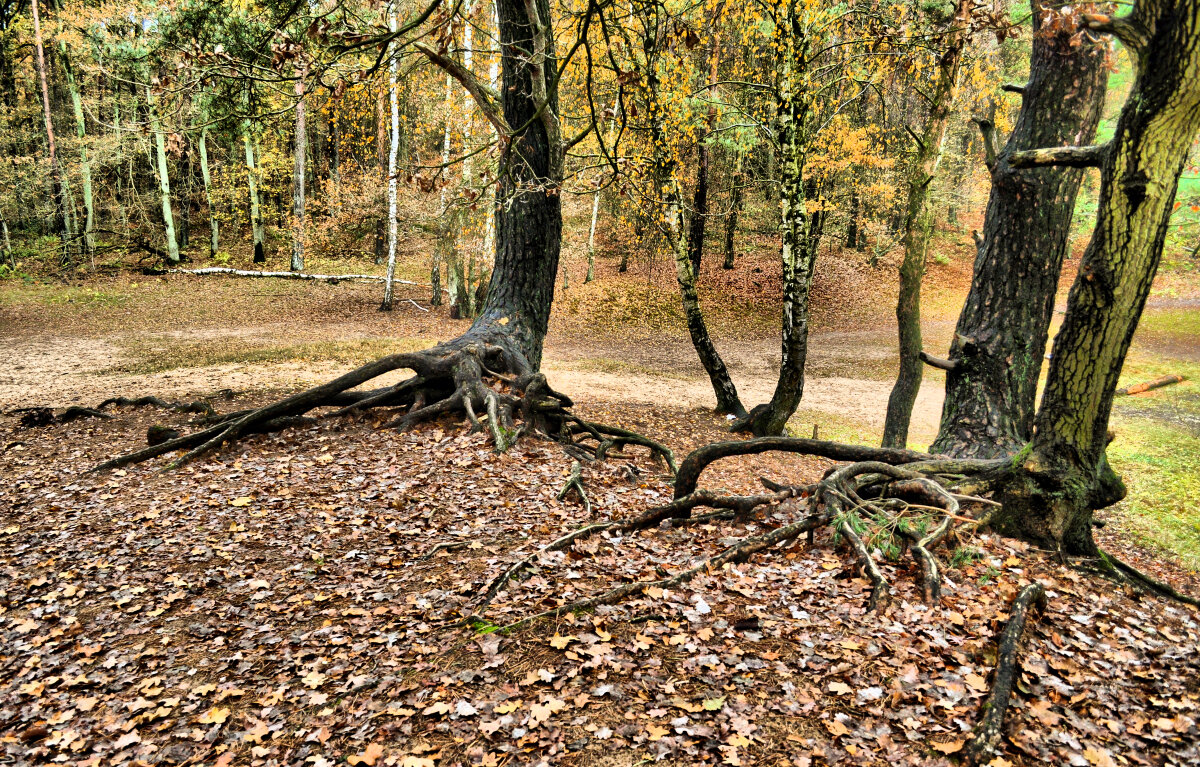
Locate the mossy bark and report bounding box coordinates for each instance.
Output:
[997,0,1200,554]
[933,6,1107,459]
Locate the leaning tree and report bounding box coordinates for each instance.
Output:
[930,2,1108,458]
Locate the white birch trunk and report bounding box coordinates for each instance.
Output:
[380,3,401,310]
[291,62,308,272]
[148,85,180,264]
[243,129,265,262]
[199,126,218,256]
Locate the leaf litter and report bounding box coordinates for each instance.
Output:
[1,398,1197,766]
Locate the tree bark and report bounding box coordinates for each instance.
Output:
[291,61,308,272]
[932,4,1107,458]
[381,4,402,310]
[999,0,1200,554]
[243,130,265,263]
[733,2,820,437]
[466,0,563,367]
[147,85,180,264]
[199,126,218,256]
[722,150,744,269]
[62,52,93,257]
[31,0,69,250]
[882,0,972,448]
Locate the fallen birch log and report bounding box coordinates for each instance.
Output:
[1116,374,1187,396]
[161,266,447,292]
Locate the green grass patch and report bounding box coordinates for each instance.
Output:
[563,357,694,381]
[1108,376,1200,569]
[107,337,435,375]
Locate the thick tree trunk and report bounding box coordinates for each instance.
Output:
[148,86,180,264]
[932,6,1107,458]
[467,0,563,367]
[243,131,265,263]
[291,62,308,272]
[882,0,971,448]
[998,0,1200,554]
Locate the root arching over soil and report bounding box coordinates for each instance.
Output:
[87,328,677,476]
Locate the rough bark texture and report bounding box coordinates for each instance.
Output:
[882,0,972,448]
[998,0,1200,554]
[932,6,1107,458]
[474,0,562,367]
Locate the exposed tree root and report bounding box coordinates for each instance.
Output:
[966,583,1047,765]
[88,332,675,480]
[488,441,1010,631]
[556,461,591,515]
[1089,550,1200,607]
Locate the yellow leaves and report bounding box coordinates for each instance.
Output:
[529,697,565,724]
[346,743,385,766]
[228,496,253,507]
[932,739,965,754]
[197,707,230,724]
[493,700,521,714]
[301,670,327,689]
[702,696,726,711]
[549,633,577,649]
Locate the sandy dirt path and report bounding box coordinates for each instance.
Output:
[0,320,953,443]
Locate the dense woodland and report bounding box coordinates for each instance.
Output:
[2,0,1200,765]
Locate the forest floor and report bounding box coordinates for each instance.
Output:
[2,229,1199,766]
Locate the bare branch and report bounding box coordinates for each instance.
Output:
[1082,12,1149,51]
[919,350,957,372]
[1001,82,1026,95]
[414,42,510,137]
[973,118,998,172]
[1010,142,1109,169]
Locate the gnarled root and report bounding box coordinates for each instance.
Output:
[493,442,1007,630]
[966,583,1047,765]
[88,330,675,476]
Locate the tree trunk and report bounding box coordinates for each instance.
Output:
[148,85,180,264]
[381,6,402,311]
[291,62,308,272]
[243,130,265,263]
[199,126,218,256]
[881,0,971,448]
[932,5,1107,459]
[62,54,94,257]
[998,0,1200,554]
[31,0,69,251]
[722,150,744,269]
[436,74,454,309]
[470,0,563,367]
[734,10,817,437]
[374,86,388,265]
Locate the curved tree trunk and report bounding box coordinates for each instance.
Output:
[932,4,1107,459]
[998,0,1200,554]
[881,0,972,448]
